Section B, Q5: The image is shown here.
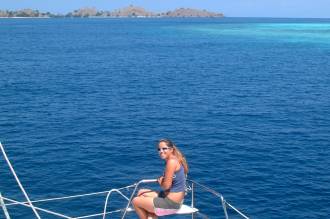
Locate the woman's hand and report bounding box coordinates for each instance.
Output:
[157,176,164,185]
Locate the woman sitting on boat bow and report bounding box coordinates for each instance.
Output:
[132,139,189,219]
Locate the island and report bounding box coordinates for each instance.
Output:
[0,5,224,18]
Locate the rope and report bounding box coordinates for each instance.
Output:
[226,201,250,219]
[0,193,11,219]
[0,142,41,219]
[5,191,109,206]
[75,209,122,219]
[3,197,73,219]
[6,185,134,206]
[5,184,136,207]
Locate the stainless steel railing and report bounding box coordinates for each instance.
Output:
[187,179,249,219]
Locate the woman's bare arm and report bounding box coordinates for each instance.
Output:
[159,159,178,190]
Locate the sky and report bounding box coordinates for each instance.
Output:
[1,0,330,18]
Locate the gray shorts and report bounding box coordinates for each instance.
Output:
[153,192,181,216]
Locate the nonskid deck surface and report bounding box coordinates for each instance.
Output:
[0,142,249,219]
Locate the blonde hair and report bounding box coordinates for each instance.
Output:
[159,139,189,175]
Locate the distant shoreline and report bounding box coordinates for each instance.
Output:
[0,17,226,20]
[0,16,50,19]
[0,5,224,18]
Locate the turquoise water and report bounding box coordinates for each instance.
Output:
[184,22,330,44]
[0,18,329,218]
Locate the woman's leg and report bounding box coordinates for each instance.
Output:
[132,196,156,219]
[137,189,158,197]
[147,212,158,219]
[135,189,158,219]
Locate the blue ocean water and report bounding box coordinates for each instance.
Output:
[0,18,329,219]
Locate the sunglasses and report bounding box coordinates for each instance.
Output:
[158,147,171,152]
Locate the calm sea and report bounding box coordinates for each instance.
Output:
[0,18,329,219]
